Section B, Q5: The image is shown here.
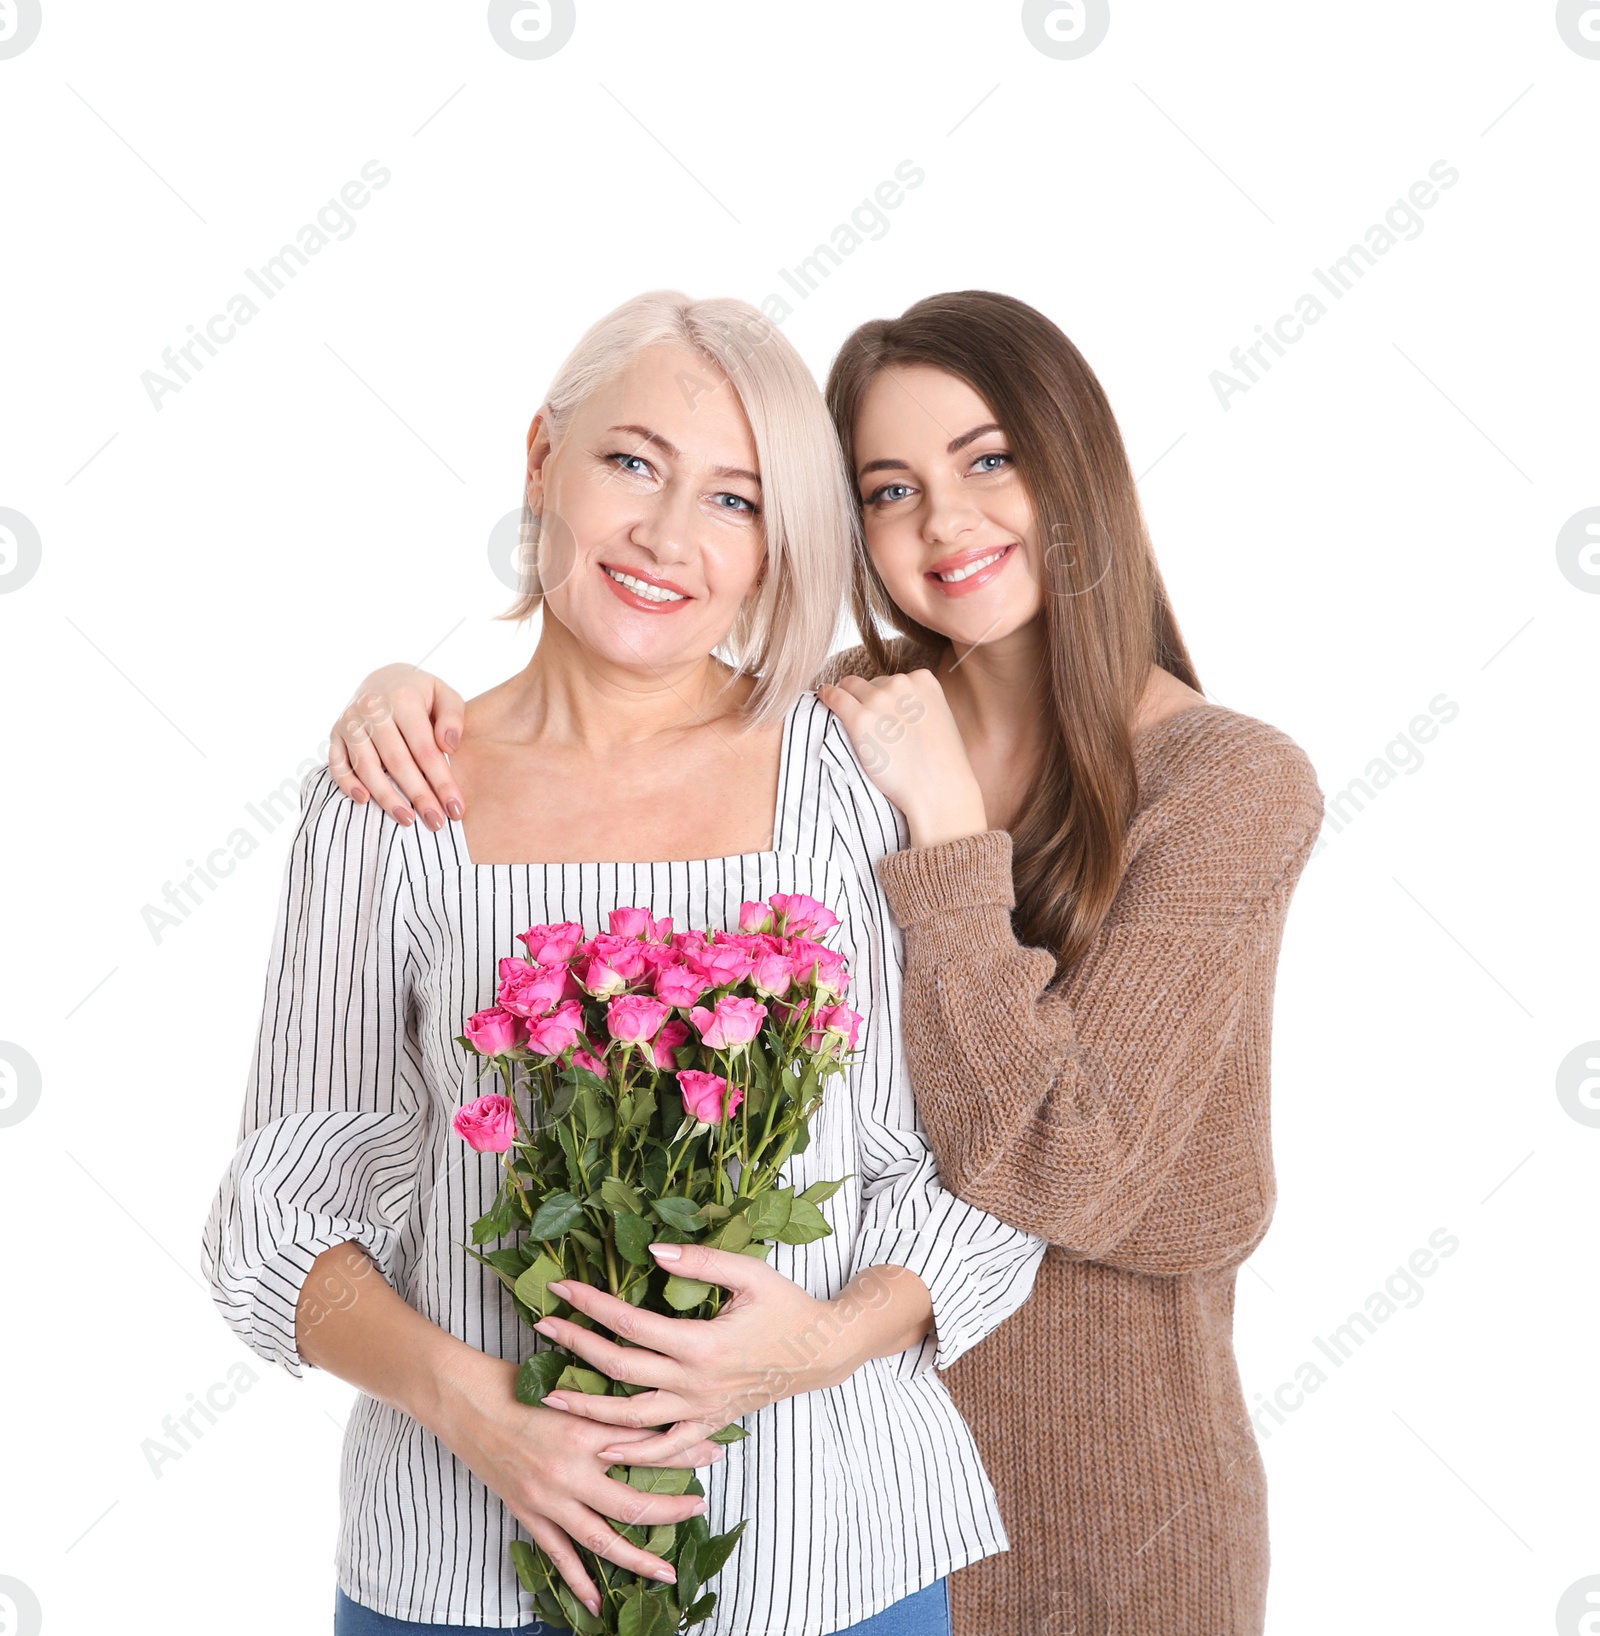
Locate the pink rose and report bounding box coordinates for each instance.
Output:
[575,953,631,999]
[516,921,586,965]
[650,1019,690,1070]
[588,933,651,982]
[787,938,848,999]
[653,961,710,1008]
[738,900,775,934]
[464,1007,527,1057]
[806,1002,863,1056]
[690,995,768,1050]
[609,907,673,942]
[687,939,754,987]
[497,958,577,1018]
[677,1069,743,1125]
[572,1047,608,1077]
[454,1094,517,1153]
[607,994,671,1044]
[524,1001,586,1058]
[749,950,795,998]
[770,892,839,936]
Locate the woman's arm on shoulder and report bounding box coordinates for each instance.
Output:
[328,661,467,829]
[875,718,1324,1270]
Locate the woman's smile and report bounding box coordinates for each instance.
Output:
[598,559,694,610]
[924,541,1018,597]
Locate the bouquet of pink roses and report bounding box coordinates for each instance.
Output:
[453,893,862,1636]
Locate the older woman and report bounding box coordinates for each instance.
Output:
[202,292,1045,1636]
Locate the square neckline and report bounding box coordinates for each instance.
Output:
[442,692,815,872]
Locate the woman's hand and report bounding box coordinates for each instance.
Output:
[532,1245,934,1467]
[816,671,987,848]
[436,1349,726,1618]
[329,663,466,830]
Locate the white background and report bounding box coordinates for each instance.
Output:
[1,3,1596,1633]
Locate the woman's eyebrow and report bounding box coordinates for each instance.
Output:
[857,423,1006,480]
[946,422,1004,453]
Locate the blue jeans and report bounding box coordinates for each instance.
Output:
[334,1577,950,1634]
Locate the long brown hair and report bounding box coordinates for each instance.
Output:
[825,290,1200,972]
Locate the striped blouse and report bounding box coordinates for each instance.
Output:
[202,693,1046,1635]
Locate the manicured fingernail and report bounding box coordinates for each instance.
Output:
[544,1394,568,1411]
[422,808,443,831]
[445,729,460,750]
[691,1500,708,1515]
[534,1318,558,1337]
[446,798,463,820]
[397,807,416,826]
[585,1597,601,1616]
[652,1568,676,1584]
[547,1281,570,1297]
[650,1243,681,1262]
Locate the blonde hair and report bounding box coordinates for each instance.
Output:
[503,290,851,725]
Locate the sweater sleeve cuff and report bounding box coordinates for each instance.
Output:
[875,829,1016,926]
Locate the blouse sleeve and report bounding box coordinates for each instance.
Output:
[874,717,1324,1272]
[821,717,1048,1381]
[201,767,428,1377]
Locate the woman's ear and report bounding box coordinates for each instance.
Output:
[525,408,554,514]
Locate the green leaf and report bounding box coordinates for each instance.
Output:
[709,1214,753,1253]
[798,1175,850,1206]
[553,1364,609,1396]
[774,1196,831,1245]
[788,1119,812,1156]
[650,1195,707,1233]
[511,1253,565,1317]
[693,1517,748,1583]
[618,1586,676,1636]
[544,1078,580,1123]
[707,1422,748,1445]
[676,1532,701,1612]
[640,1147,670,1195]
[478,1246,528,1282]
[508,1538,545,1595]
[625,1464,695,1496]
[462,1245,518,1294]
[533,1587,566,1628]
[684,1590,718,1625]
[739,1242,773,1260]
[601,1176,645,1216]
[577,1086,614,1141]
[514,1350,568,1407]
[555,1580,605,1634]
[743,1189,792,1238]
[569,1226,605,1258]
[699,1202,731,1222]
[613,1211,655,1266]
[471,1185,517,1244]
[643,1522,677,1558]
[662,1274,714,1311]
[527,1189,585,1239]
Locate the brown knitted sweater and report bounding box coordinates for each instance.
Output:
[817,642,1324,1636]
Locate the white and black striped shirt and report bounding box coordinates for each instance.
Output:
[203,694,1045,1634]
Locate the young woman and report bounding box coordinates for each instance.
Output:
[319,292,1325,1636]
[203,292,1046,1636]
